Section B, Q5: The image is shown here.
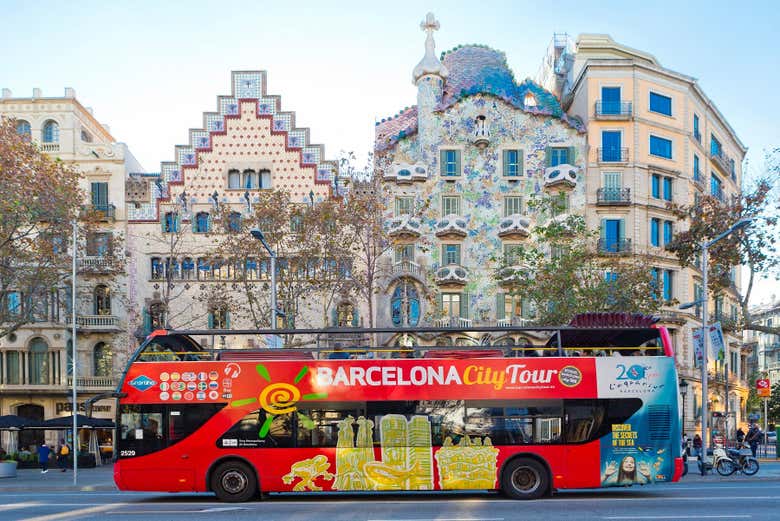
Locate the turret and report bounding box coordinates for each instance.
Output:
[412,13,448,164]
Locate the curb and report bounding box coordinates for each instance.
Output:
[0,485,118,492]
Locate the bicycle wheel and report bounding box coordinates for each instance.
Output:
[742,458,759,476]
[716,459,736,476]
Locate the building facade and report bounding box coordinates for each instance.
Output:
[374,15,587,347]
[0,88,139,449]
[745,300,780,384]
[538,34,749,436]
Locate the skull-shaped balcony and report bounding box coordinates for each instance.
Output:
[543,164,579,191]
[383,163,428,184]
[471,115,490,149]
[498,214,531,239]
[387,216,422,239]
[435,264,468,286]
[497,263,529,286]
[435,214,468,239]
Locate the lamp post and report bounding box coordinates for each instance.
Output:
[679,217,751,471]
[250,228,276,328]
[680,379,689,434]
[70,219,78,485]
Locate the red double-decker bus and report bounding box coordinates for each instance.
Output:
[114,317,682,501]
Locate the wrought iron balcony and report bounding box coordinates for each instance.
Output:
[710,151,733,178]
[595,101,632,119]
[80,204,116,222]
[392,260,423,278]
[498,214,531,238]
[597,238,632,255]
[597,147,629,163]
[497,316,531,327]
[596,187,631,205]
[434,316,472,328]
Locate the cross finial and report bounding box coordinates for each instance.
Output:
[412,12,448,83]
[420,12,440,34]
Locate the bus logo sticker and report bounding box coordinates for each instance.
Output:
[197,382,207,391]
[184,392,194,401]
[208,390,219,400]
[159,392,170,401]
[160,372,170,382]
[197,372,207,381]
[171,372,181,381]
[159,382,169,392]
[128,375,157,392]
[196,391,206,400]
[172,392,182,401]
[558,366,582,387]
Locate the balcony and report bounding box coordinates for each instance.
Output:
[497,316,531,327]
[597,238,632,255]
[655,311,686,325]
[543,164,579,190]
[66,376,118,390]
[384,163,428,184]
[596,187,631,205]
[434,316,472,328]
[74,314,122,332]
[392,260,423,279]
[387,216,421,239]
[435,214,467,238]
[498,214,531,238]
[78,256,117,273]
[710,151,733,177]
[435,264,468,286]
[497,264,528,285]
[80,204,116,222]
[693,171,705,191]
[597,147,629,164]
[40,143,60,153]
[595,101,632,119]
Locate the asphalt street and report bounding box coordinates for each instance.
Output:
[2,463,780,521]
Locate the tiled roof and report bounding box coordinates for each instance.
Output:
[375,106,418,152]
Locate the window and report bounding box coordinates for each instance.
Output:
[91,182,109,210]
[151,257,164,279]
[711,174,723,200]
[42,120,59,143]
[394,244,415,263]
[93,342,113,377]
[29,338,49,385]
[165,257,180,279]
[663,221,673,245]
[6,291,22,316]
[601,131,622,161]
[503,244,522,265]
[181,258,195,279]
[730,159,736,181]
[194,212,210,233]
[551,192,569,217]
[649,92,672,116]
[227,169,241,189]
[441,195,461,216]
[163,211,179,233]
[80,128,93,142]
[442,244,461,265]
[242,169,258,189]
[548,147,570,167]
[94,285,111,315]
[710,135,722,157]
[395,197,413,216]
[6,350,20,384]
[391,282,420,327]
[650,218,660,247]
[441,293,462,318]
[260,170,272,189]
[693,114,700,141]
[600,218,625,253]
[15,120,31,138]
[600,86,622,114]
[217,409,293,449]
[504,196,523,217]
[209,306,230,329]
[651,174,660,199]
[693,155,701,181]
[440,149,461,177]
[227,212,242,232]
[662,270,673,301]
[650,135,673,159]
[503,149,522,176]
[663,177,673,201]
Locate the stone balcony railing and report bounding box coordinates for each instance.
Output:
[497,316,530,327]
[434,317,473,328]
[392,260,423,278]
[67,314,122,331]
[78,256,116,272]
[66,376,118,390]
[40,143,60,153]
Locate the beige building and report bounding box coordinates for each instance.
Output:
[539,34,749,436]
[745,300,780,385]
[0,88,140,450]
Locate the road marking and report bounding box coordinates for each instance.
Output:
[0,501,39,511]
[20,503,127,521]
[604,516,751,520]
[368,519,503,521]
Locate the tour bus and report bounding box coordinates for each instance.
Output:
[113,314,683,502]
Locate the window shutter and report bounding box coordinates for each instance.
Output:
[568,146,575,165]
[436,293,443,316]
[225,312,231,329]
[545,147,552,167]
[496,294,505,320]
[352,308,359,327]
[519,150,524,176]
[460,292,469,319]
[441,245,447,263]
[331,307,338,327]
[618,219,625,240]
[161,216,167,233]
[206,213,212,233]
[455,150,461,176]
[439,150,446,177]
[208,313,214,329]
[502,150,509,176]
[600,219,607,241]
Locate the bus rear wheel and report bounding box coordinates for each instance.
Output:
[501,458,549,500]
[211,461,257,502]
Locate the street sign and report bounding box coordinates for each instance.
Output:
[757,378,771,398]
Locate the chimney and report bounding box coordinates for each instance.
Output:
[32,88,42,98]
[1,88,11,98]
[64,87,75,98]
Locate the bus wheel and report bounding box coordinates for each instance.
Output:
[501,458,548,500]
[211,461,257,502]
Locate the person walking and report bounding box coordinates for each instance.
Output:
[692,433,702,457]
[56,439,70,472]
[38,442,51,474]
[736,427,745,445]
[746,422,761,457]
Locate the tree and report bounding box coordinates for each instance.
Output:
[667,149,780,336]
[766,382,780,424]
[498,194,663,325]
[0,117,83,338]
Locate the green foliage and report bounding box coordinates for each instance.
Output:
[767,382,780,423]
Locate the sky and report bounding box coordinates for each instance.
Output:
[1,0,778,304]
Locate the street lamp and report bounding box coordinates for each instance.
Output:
[679,217,752,465]
[680,379,689,433]
[250,228,276,329]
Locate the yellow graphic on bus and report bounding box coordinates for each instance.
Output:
[435,435,499,490]
[282,454,334,491]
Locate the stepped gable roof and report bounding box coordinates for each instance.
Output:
[375,106,419,153]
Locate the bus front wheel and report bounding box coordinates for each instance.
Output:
[211,461,258,502]
[501,458,549,500]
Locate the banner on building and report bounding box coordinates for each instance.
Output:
[708,322,725,362]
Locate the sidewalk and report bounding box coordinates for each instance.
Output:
[682,459,780,481]
[0,464,117,492]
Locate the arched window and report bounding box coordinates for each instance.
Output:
[94,285,111,315]
[259,169,271,189]
[181,257,195,279]
[195,212,210,233]
[151,257,163,279]
[228,169,241,189]
[163,211,179,233]
[227,212,242,232]
[93,342,113,377]
[42,120,59,143]
[66,340,73,376]
[15,120,31,139]
[29,337,49,385]
[391,281,420,327]
[243,169,258,189]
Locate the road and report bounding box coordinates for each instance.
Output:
[2,477,780,521]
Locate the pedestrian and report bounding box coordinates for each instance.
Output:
[38,442,51,474]
[56,439,70,472]
[746,422,761,457]
[692,433,702,458]
[736,427,745,445]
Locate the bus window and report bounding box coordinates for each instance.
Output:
[465,400,563,445]
[217,410,294,448]
[564,399,642,443]
[168,404,224,445]
[119,405,164,457]
[297,403,364,447]
[416,400,464,446]
[137,335,206,362]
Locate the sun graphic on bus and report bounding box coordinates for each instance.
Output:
[229,364,327,438]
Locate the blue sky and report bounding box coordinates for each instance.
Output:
[1,0,778,303]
